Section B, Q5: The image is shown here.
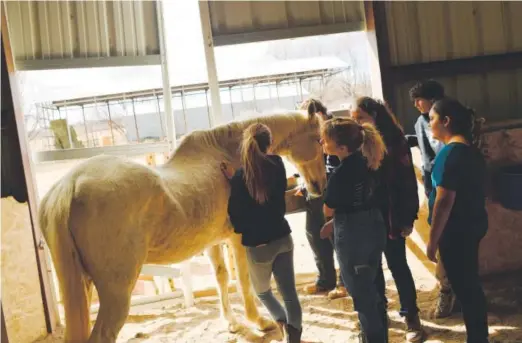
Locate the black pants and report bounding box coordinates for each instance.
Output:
[375,236,419,318]
[439,233,489,343]
[305,196,340,289]
[423,170,433,198]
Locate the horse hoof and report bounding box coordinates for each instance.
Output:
[228,322,241,333]
[256,317,276,332]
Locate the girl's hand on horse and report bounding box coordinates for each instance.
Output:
[220,162,235,180]
[320,220,334,239]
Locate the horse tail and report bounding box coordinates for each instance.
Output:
[39,176,91,342]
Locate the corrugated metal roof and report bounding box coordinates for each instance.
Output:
[206,1,365,46]
[22,56,349,103]
[3,0,161,70]
[385,1,522,66]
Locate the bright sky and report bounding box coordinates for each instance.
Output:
[163,0,273,82]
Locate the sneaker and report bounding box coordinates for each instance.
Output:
[406,314,426,342]
[303,284,332,295]
[328,286,348,300]
[430,290,456,319]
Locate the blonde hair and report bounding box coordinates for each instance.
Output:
[321,118,386,170]
[241,123,273,204]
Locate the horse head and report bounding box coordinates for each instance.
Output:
[271,111,326,197]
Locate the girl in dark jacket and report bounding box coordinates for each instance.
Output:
[352,97,425,342]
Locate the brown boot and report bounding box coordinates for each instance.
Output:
[303,284,332,295]
[406,314,426,343]
[327,286,348,300]
[285,324,302,343]
[430,289,456,319]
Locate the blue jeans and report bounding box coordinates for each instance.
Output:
[246,235,302,330]
[305,196,344,289]
[334,209,388,343]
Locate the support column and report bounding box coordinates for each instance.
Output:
[80,105,90,147]
[131,99,141,143]
[199,1,222,126]
[180,86,188,134]
[62,102,74,149]
[105,101,115,145]
[156,0,177,149]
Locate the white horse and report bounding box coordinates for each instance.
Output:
[39,111,326,343]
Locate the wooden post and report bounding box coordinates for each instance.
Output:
[2,12,59,333]
[1,304,8,343]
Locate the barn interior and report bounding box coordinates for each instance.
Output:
[2,1,521,342]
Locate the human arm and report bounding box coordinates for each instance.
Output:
[220,162,235,182]
[321,172,340,239]
[320,217,334,239]
[427,186,456,262]
[426,150,460,262]
[227,175,247,234]
[273,156,288,217]
[391,139,419,236]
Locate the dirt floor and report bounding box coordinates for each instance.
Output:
[35,216,522,343]
[33,158,522,343]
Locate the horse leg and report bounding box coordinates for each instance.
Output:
[88,257,142,343]
[228,235,276,331]
[206,244,241,333]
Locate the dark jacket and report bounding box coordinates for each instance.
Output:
[379,132,420,239]
[228,155,291,247]
[413,113,443,173]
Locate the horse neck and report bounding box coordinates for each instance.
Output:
[164,115,303,167]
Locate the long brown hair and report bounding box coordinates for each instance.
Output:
[356,96,404,145]
[241,123,273,204]
[321,118,386,170]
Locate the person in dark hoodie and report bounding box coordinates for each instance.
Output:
[296,99,348,300]
[408,80,457,319]
[221,123,303,343]
[352,97,424,342]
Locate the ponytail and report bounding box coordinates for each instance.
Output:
[321,118,386,170]
[240,124,272,204]
[360,123,387,170]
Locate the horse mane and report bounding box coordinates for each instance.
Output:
[170,111,316,160]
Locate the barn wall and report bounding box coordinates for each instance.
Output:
[1,197,47,342]
[379,1,522,132]
[385,1,522,66]
[207,1,364,45]
[394,69,522,134]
